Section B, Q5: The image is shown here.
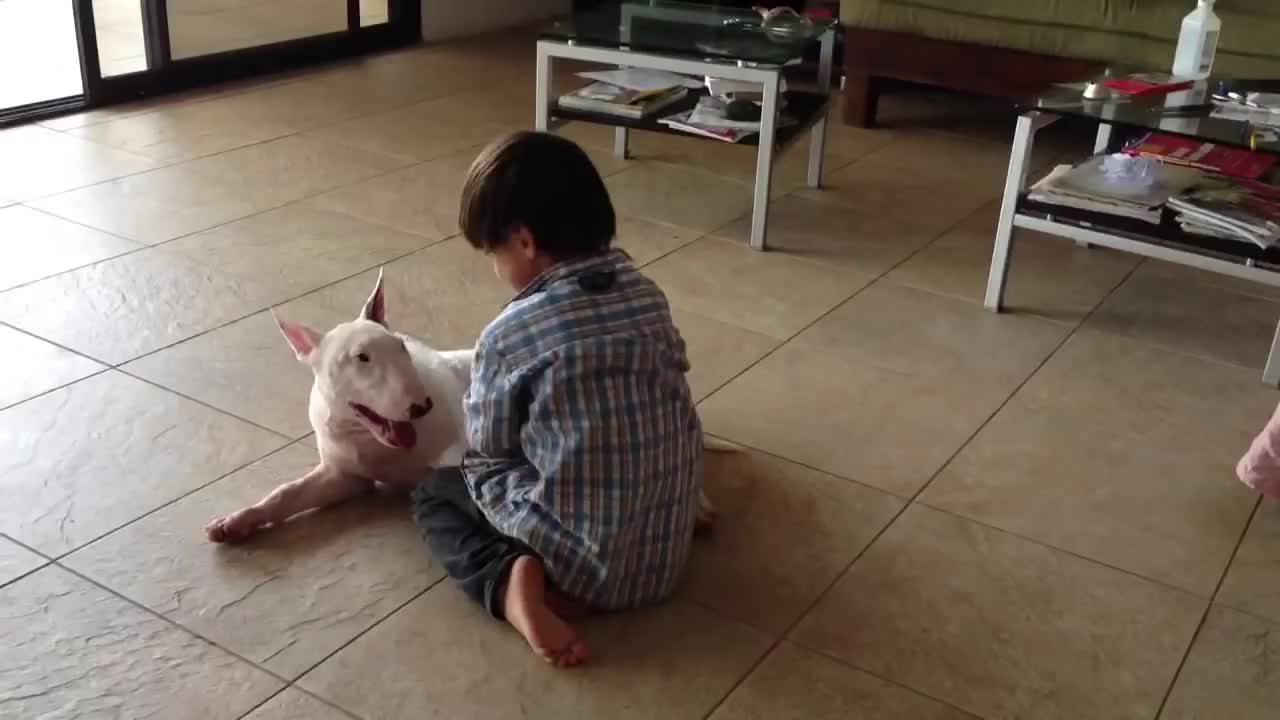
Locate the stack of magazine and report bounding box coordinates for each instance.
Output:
[1124,132,1277,179]
[1168,178,1280,249]
[659,96,795,143]
[558,68,702,120]
[557,82,689,120]
[1028,154,1203,224]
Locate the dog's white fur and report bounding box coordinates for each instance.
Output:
[206,271,720,543]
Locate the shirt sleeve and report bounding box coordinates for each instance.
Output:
[465,336,522,456]
[460,336,529,502]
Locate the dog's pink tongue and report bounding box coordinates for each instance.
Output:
[390,421,417,449]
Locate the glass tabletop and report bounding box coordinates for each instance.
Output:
[542,1,837,67]
[1029,77,1280,154]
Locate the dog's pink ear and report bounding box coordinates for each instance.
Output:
[361,268,387,326]
[273,312,322,361]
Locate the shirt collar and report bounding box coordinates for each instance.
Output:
[506,248,632,306]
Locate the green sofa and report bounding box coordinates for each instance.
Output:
[840,0,1280,127]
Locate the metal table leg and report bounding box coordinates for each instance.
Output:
[614,127,630,159]
[806,28,835,189]
[749,71,782,251]
[985,111,1053,311]
[535,41,551,132]
[1265,319,1280,387]
[1093,122,1113,154]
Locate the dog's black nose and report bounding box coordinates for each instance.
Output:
[409,398,433,419]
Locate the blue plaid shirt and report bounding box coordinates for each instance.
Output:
[461,249,702,610]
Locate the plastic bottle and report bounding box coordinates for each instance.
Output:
[1171,0,1220,80]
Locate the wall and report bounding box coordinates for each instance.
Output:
[422,0,571,41]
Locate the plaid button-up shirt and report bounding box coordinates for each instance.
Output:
[461,249,702,610]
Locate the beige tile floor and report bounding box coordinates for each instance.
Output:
[3,27,1280,720]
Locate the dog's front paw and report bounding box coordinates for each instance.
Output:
[205,510,260,544]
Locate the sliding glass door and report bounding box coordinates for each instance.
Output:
[0,1,85,121]
[1,1,420,124]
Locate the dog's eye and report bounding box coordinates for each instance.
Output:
[357,353,370,363]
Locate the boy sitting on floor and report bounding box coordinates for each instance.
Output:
[412,131,703,668]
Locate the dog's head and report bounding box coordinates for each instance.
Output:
[275,270,432,450]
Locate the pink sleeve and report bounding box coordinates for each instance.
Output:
[1238,402,1280,497]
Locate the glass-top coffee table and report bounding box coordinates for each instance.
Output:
[985,77,1280,384]
[536,1,838,251]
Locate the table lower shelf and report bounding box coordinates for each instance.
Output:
[1019,195,1280,276]
[548,90,829,153]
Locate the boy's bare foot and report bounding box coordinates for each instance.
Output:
[502,556,590,668]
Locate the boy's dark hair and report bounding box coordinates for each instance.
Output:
[460,131,616,260]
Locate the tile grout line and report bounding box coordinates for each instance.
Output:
[0,364,111,416]
[0,321,105,369]
[234,682,366,720]
[0,241,148,306]
[0,532,57,592]
[1152,495,1265,719]
[912,501,1215,599]
[785,641,985,719]
[114,369,299,440]
[226,686,294,720]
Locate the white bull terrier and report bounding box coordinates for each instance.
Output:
[205,271,721,543]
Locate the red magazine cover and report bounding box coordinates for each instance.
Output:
[1124,132,1277,180]
[1103,73,1195,95]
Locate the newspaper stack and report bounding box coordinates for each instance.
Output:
[1028,154,1203,224]
[658,96,795,143]
[1168,177,1280,249]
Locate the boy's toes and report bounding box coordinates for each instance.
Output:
[532,633,590,669]
[541,640,589,668]
[565,639,590,666]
